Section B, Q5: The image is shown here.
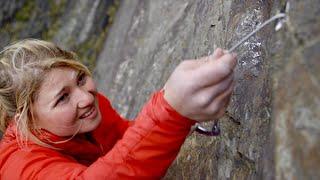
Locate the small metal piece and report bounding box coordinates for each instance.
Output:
[276,2,289,31]
[275,20,284,31]
[195,121,220,136]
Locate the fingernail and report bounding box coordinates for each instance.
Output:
[213,48,221,55]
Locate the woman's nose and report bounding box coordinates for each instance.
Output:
[76,88,94,108]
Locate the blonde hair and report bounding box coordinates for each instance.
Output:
[0,39,91,148]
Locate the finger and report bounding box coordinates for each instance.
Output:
[215,81,235,101]
[207,73,234,101]
[215,102,228,119]
[209,48,224,60]
[186,48,226,70]
[196,73,234,107]
[214,52,237,73]
[183,48,230,69]
[197,94,231,121]
[223,90,232,107]
[196,48,225,64]
[204,81,235,116]
[194,53,237,86]
[215,92,232,118]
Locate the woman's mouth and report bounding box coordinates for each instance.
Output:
[79,106,97,120]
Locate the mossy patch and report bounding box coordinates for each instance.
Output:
[2,0,67,43]
[15,0,36,22]
[1,0,36,42]
[76,0,120,71]
[42,0,67,40]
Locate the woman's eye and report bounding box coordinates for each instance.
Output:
[57,93,69,105]
[77,72,87,86]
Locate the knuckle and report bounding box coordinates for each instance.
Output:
[217,79,232,92]
[208,108,220,117]
[209,100,224,115]
[220,63,232,75]
[216,109,226,118]
[205,102,219,116]
[195,93,210,108]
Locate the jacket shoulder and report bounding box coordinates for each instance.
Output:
[0,141,81,179]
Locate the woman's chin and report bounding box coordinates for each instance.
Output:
[79,113,102,133]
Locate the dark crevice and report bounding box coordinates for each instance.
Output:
[226,111,241,125]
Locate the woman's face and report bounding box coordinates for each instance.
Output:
[33,67,101,137]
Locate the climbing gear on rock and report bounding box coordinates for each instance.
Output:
[195,13,287,136]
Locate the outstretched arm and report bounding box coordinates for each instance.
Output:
[7,90,194,180]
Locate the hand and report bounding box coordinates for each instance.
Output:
[163,48,237,122]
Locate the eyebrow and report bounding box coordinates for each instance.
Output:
[51,70,80,104]
[53,87,66,100]
[50,86,67,108]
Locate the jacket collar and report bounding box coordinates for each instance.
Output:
[2,121,103,165]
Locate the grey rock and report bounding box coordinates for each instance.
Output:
[95,0,320,179]
[0,0,25,26]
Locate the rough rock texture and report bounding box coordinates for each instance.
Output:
[0,0,26,27]
[95,0,320,179]
[270,1,320,179]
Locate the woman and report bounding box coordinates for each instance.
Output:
[0,39,236,179]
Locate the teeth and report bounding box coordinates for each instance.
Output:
[80,108,93,119]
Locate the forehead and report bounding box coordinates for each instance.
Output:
[36,67,78,99]
[42,67,77,86]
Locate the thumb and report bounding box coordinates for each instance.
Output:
[194,53,237,86]
[197,48,224,63]
[208,48,224,61]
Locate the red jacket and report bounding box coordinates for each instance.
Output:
[0,91,195,179]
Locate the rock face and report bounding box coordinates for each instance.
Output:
[1,0,319,179]
[271,1,320,179]
[0,0,118,70]
[95,0,320,179]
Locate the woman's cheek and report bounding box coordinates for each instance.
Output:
[57,107,78,127]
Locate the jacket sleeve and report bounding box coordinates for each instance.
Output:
[82,90,196,179]
[17,90,195,179]
[91,93,134,150]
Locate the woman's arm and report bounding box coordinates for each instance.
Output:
[3,91,194,180]
[82,90,195,179]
